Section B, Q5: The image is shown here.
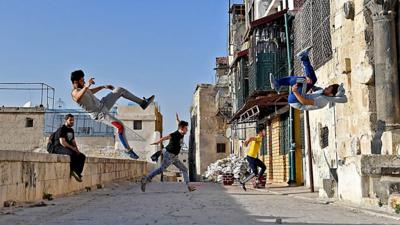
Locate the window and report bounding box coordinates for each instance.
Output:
[279,113,290,155]
[217,143,226,153]
[293,0,332,75]
[320,126,329,149]
[133,120,142,130]
[25,118,34,128]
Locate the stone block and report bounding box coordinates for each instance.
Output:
[44,163,57,181]
[6,184,17,202]
[373,180,400,204]
[0,162,11,185]
[389,194,400,211]
[0,185,7,205]
[34,181,44,200]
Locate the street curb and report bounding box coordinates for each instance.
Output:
[249,187,400,221]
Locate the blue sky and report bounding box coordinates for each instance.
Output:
[0,0,233,134]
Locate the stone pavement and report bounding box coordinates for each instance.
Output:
[0,181,400,225]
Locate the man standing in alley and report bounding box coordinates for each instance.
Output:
[141,119,196,192]
[239,124,267,191]
[51,114,86,182]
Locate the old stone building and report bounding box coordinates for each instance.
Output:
[206,0,400,210]
[295,0,400,207]
[189,58,231,181]
[0,107,115,153]
[225,1,305,185]
[115,103,163,162]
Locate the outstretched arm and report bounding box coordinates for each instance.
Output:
[176,113,180,125]
[90,85,114,94]
[243,137,256,147]
[151,135,171,146]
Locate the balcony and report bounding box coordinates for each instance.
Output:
[216,88,233,120]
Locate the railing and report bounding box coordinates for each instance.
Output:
[216,88,233,119]
[44,109,114,137]
[0,83,55,109]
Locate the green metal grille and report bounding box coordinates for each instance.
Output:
[280,113,290,155]
[236,57,250,109]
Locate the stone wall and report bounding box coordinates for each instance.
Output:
[0,107,46,151]
[0,150,154,206]
[307,0,377,189]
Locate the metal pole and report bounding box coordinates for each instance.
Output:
[40,83,44,107]
[285,0,296,186]
[305,111,314,192]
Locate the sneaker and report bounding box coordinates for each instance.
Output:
[240,181,247,191]
[296,46,312,60]
[140,95,155,110]
[125,149,139,159]
[70,171,83,182]
[269,73,280,93]
[141,177,147,192]
[188,185,196,192]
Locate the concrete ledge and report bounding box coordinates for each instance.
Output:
[0,150,154,206]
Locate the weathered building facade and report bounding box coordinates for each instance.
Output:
[189,58,231,181]
[296,0,400,209]
[115,103,163,162]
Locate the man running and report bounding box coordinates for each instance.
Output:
[70,70,154,159]
[240,124,267,191]
[141,120,196,192]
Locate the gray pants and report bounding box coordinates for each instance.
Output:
[146,149,189,185]
[95,87,144,150]
[100,87,143,111]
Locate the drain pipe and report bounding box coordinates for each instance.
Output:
[284,0,296,186]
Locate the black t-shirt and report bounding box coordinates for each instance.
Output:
[55,125,75,148]
[165,130,184,155]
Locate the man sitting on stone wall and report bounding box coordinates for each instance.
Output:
[51,114,86,182]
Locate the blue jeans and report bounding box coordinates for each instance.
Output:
[145,149,189,184]
[241,156,267,184]
[277,56,317,103]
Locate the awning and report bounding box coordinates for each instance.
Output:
[250,9,287,29]
[230,91,289,123]
[229,49,249,68]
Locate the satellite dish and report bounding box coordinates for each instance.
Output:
[23,101,32,107]
[225,127,232,138]
[56,98,65,109]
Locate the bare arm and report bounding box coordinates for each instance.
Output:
[89,86,105,94]
[72,86,90,103]
[60,138,79,153]
[71,78,96,102]
[151,135,171,146]
[292,85,315,106]
[244,137,256,147]
[90,85,114,94]
[176,113,180,125]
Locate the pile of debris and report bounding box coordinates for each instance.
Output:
[203,155,249,182]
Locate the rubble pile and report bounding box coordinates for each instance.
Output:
[203,155,249,182]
